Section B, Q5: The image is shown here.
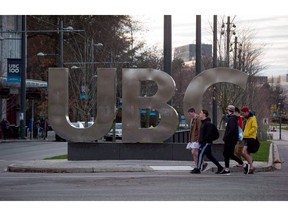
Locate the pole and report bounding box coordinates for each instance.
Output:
[279,110,282,140]
[58,18,63,67]
[238,46,242,70]
[195,15,201,75]
[0,30,3,120]
[31,99,34,139]
[212,15,217,126]
[233,36,238,69]
[91,39,94,74]
[91,38,95,122]
[226,16,230,67]
[163,15,172,76]
[20,15,27,139]
[213,15,217,68]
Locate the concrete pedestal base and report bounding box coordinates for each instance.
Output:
[68,142,224,161]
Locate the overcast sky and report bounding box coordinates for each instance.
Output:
[3,0,288,78]
[133,15,288,77]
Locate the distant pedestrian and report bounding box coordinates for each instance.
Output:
[0,118,10,140]
[186,108,208,172]
[191,110,224,174]
[221,105,244,175]
[241,106,258,174]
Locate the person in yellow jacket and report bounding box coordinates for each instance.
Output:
[240,106,258,174]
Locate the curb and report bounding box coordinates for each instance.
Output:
[272,142,282,170]
[7,161,152,173]
[6,142,281,174]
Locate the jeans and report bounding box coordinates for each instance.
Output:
[223,140,243,168]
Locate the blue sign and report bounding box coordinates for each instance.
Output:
[80,84,89,100]
[7,58,21,83]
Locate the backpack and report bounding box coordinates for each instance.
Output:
[238,126,243,141]
[210,123,219,141]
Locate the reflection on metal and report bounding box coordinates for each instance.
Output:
[183,67,248,122]
[48,68,116,142]
[49,67,248,143]
[122,69,178,143]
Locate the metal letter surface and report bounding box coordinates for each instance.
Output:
[48,68,116,142]
[122,69,179,143]
[183,67,248,121]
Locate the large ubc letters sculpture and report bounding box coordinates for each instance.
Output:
[183,67,248,122]
[48,68,116,142]
[48,67,248,143]
[122,69,179,142]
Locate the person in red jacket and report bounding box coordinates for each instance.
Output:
[234,107,244,165]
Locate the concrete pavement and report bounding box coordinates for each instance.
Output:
[6,157,275,173]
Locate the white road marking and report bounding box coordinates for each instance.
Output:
[149,166,193,171]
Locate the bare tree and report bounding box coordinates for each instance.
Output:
[27,15,143,125]
[206,16,268,129]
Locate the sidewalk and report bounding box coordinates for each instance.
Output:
[6,141,280,173]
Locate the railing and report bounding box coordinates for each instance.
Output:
[165,129,190,143]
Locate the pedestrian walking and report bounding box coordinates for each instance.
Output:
[186,108,208,172]
[234,107,244,164]
[221,105,244,175]
[241,106,258,174]
[191,109,224,174]
[0,118,10,140]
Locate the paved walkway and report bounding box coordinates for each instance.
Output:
[7,158,273,173]
[6,143,279,174]
[4,127,286,173]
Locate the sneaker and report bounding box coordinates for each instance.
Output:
[244,164,250,175]
[215,168,224,174]
[220,169,231,175]
[248,167,255,174]
[191,168,201,174]
[201,163,208,171]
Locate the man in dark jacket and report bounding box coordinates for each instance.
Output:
[0,118,9,140]
[191,109,224,174]
[221,105,244,175]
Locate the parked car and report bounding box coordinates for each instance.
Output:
[79,121,94,128]
[72,121,85,128]
[105,123,122,141]
[55,121,87,141]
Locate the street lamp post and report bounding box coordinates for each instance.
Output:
[163,15,171,76]
[226,16,231,66]
[279,103,282,140]
[91,39,103,76]
[221,16,237,68]
[36,52,58,57]
[212,15,217,126]
[20,15,27,139]
[36,51,59,139]
[90,40,103,121]
[196,15,201,75]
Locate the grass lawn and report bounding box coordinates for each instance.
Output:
[44,155,67,160]
[252,140,271,161]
